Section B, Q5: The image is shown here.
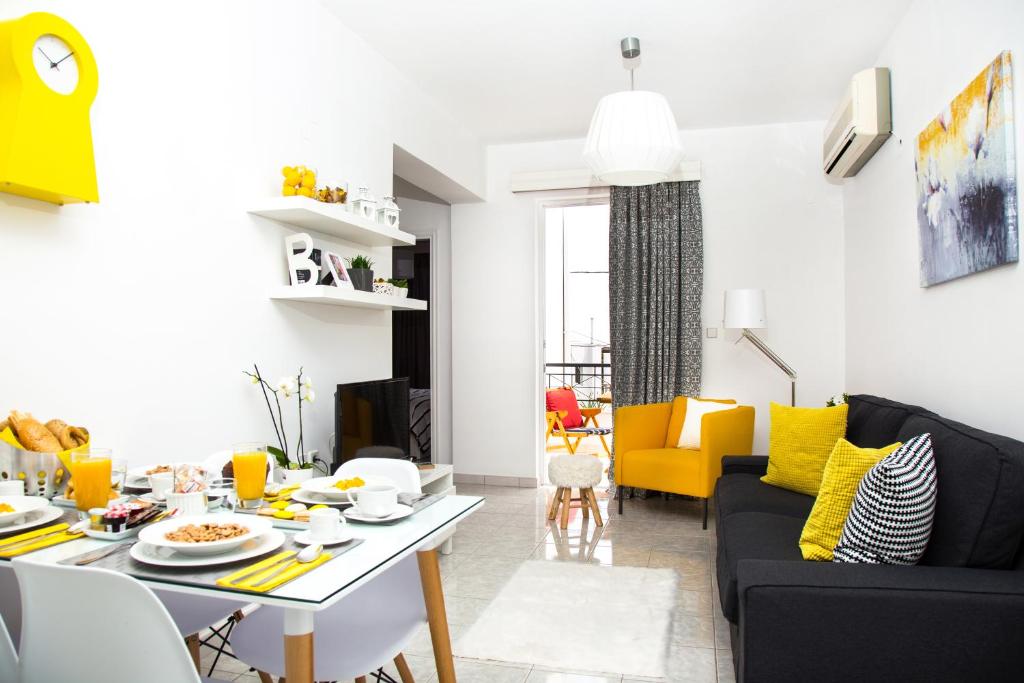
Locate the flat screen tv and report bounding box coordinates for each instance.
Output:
[333,378,410,467]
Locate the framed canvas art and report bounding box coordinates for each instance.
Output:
[915,51,1017,287]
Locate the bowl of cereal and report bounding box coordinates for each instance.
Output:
[138,513,272,556]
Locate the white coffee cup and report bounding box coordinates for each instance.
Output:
[148,472,174,501]
[164,490,208,516]
[309,507,342,541]
[0,481,24,496]
[346,485,399,518]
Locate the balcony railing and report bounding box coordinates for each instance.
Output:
[545,362,611,406]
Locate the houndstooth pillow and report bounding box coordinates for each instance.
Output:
[833,433,937,565]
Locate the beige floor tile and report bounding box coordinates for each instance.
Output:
[674,589,714,616]
[663,645,718,682]
[445,595,492,625]
[452,658,532,682]
[526,668,623,682]
[669,613,716,649]
[472,537,544,559]
[377,652,440,683]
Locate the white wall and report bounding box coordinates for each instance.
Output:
[0,0,483,466]
[843,0,1024,439]
[392,194,453,465]
[451,121,846,480]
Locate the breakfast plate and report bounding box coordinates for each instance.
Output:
[290,489,351,507]
[138,513,273,557]
[343,504,414,524]
[0,505,63,537]
[0,495,50,527]
[137,493,224,510]
[300,475,392,502]
[292,528,355,546]
[130,528,286,567]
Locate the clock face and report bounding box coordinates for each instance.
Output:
[32,34,79,95]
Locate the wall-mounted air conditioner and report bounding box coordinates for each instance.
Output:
[823,67,892,177]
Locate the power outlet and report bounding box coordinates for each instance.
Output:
[706,327,718,339]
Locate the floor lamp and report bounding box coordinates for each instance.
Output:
[723,289,797,406]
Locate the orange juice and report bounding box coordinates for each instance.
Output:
[233,451,266,502]
[71,457,111,512]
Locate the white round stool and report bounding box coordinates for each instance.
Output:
[547,454,604,529]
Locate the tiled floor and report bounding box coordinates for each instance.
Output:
[202,484,733,683]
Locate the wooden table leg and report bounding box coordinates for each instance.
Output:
[394,653,415,683]
[185,633,200,673]
[417,548,457,683]
[283,608,314,683]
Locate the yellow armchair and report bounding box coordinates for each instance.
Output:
[614,397,755,528]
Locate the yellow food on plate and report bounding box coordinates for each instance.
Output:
[273,510,295,520]
[0,503,14,513]
[333,477,365,491]
[309,504,327,510]
[270,500,289,510]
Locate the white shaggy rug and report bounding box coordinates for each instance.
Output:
[454,560,676,678]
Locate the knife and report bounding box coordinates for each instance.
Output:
[74,541,136,566]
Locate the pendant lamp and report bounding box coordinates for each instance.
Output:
[583,37,683,186]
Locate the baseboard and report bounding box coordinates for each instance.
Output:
[454,473,539,488]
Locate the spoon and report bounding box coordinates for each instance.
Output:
[251,543,323,587]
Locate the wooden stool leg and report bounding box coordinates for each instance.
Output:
[581,487,589,519]
[586,488,604,526]
[356,677,368,683]
[394,653,416,683]
[256,672,274,683]
[560,486,571,529]
[548,487,563,520]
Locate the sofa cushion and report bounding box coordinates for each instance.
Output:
[716,473,814,521]
[897,414,1024,568]
[845,394,922,448]
[716,512,805,623]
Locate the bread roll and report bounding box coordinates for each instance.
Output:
[45,419,89,450]
[8,411,63,452]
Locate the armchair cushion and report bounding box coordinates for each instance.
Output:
[663,396,736,448]
[677,398,737,449]
[617,448,702,495]
[546,388,583,428]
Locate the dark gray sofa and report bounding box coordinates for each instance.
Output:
[714,394,1024,682]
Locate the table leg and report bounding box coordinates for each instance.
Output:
[441,536,453,555]
[283,608,314,683]
[417,548,457,683]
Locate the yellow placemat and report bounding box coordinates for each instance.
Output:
[0,523,85,558]
[216,549,334,593]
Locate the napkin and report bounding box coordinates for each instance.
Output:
[0,523,85,558]
[216,549,333,593]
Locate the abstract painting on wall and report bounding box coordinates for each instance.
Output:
[916,51,1017,287]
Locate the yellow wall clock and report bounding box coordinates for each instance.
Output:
[0,12,99,205]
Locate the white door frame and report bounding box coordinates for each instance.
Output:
[533,192,610,485]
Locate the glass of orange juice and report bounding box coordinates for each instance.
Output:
[71,449,113,515]
[232,443,268,509]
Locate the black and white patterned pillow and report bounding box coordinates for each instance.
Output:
[833,433,937,565]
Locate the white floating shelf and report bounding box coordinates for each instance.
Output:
[270,285,428,311]
[248,197,416,247]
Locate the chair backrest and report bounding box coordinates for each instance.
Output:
[0,598,15,683]
[335,458,422,495]
[13,559,201,682]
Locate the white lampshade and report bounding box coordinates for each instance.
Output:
[723,289,767,329]
[583,90,684,186]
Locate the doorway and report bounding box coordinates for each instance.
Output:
[542,202,612,485]
[393,238,432,463]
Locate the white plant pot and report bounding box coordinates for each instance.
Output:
[396,288,409,298]
[279,467,315,485]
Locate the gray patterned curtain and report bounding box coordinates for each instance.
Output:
[608,181,703,491]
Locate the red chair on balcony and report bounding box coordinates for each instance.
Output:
[545,387,612,456]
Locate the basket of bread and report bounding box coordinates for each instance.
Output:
[0,410,90,498]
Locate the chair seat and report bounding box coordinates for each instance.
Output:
[564,426,612,435]
[619,447,703,494]
[548,454,603,487]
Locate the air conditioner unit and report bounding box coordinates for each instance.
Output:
[823,67,892,177]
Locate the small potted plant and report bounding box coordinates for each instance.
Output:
[389,278,409,298]
[244,364,326,484]
[345,255,374,292]
[373,278,395,296]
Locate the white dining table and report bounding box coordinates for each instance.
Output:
[6,494,485,683]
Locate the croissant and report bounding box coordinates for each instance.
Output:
[45,419,90,450]
[8,411,63,453]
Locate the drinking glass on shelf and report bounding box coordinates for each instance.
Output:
[71,449,113,515]
[232,443,268,509]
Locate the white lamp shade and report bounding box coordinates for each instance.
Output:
[583,90,684,186]
[723,289,767,329]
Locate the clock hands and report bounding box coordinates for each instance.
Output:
[52,51,75,70]
[37,46,56,68]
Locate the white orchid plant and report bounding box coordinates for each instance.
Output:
[244,364,324,471]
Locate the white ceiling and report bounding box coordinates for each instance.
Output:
[324,0,911,144]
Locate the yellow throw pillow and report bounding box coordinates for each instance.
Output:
[799,438,901,561]
[762,402,848,496]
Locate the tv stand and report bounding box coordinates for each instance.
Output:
[420,464,455,554]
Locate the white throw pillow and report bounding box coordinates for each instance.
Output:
[677,398,737,449]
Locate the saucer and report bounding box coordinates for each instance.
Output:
[343,504,414,524]
[293,528,355,546]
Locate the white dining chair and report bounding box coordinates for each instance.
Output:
[230,458,427,682]
[0,600,16,683]
[12,558,229,682]
[0,564,22,650]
